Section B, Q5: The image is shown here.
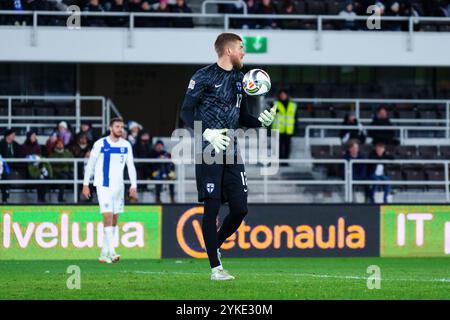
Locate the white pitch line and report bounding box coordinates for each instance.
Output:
[124,270,450,283]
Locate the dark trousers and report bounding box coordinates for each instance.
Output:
[155,180,175,198]
[55,171,73,201]
[279,134,292,161]
[369,174,392,203]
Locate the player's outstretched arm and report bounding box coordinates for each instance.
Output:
[82,140,101,199]
[126,143,138,198]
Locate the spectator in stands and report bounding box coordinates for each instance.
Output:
[340,112,366,145]
[133,130,152,186]
[134,0,153,27]
[272,89,297,164]
[150,140,175,203]
[127,120,143,146]
[128,0,142,12]
[386,1,402,31]
[256,0,279,29]
[0,155,11,203]
[103,0,129,27]
[0,130,22,204]
[368,106,398,146]
[56,121,73,147]
[27,155,53,203]
[171,0,194,28]
[339,0,358,30]
[83,0,107,26]
[279,0,300,30]
[0,129,22,159]
[79,121,97,145]
[21,130,42,157]
[367,141,394,203]
[344,139,367,180]
[236,0,258,29]
[152,0,172,27]
[49,139,74,202]
[3,0,29,26]
[71,133,91,158]
[46,132,58,155]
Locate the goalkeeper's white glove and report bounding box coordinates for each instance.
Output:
[258,106,277,128]
[203,128,231,153]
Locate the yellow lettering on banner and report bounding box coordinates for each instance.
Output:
[346,225,365,248]
[250,225,272,249]
[237,222,251,249]
[274,225,294,249]
[294,225,314,249]
[316,225,336,249]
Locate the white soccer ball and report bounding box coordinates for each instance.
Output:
[242,69,271,96]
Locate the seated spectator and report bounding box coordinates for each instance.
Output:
[46,132,58,155]
[339,1,357,30]
[256,0,278,29]
[27,155,53,203]
[71,133,91,158]
[78,121,97,145]
[340,112,366,145]
[386,1,402,31]
[150,140,175,203]
[0,129,22,203]
[21,130,42,157]
[236,0,258,29]
[367,142,394,203]
[3,0,29,26]
[344,139,367,181]
[368,106,398,146]
[127,121,143,146]
[151,0,172,28]
[171,0,193,28]
[279,0,300,30]
[83,0,106,27]
[0,155,11,203]
[49,139,74,202]
[0,129,22,159]
[128,0,142,12]
[105,0,128,27]
[56,121,73,147]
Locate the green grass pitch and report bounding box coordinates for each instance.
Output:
[0,258,449,300]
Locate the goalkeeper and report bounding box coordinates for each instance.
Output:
[180,33,275,281]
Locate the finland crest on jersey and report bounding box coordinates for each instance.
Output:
[206,183,215,193]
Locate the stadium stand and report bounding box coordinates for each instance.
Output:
[1,0,450,31]
[1,93,450,204]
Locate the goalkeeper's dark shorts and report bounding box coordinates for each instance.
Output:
[195,162,248,203]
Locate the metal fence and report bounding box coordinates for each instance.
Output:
[1,157,449,203]
[305,125,450,148]
[0,95,121,134]
[263,97,450,127]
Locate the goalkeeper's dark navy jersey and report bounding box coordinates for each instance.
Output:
[180,63,261,152]
[185,63,244,129]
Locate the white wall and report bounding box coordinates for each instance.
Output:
[1,27,450,66]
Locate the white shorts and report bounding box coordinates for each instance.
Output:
[96,186,125,214]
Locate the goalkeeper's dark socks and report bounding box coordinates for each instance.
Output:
[217,196,248,248]
[202,198,221,268]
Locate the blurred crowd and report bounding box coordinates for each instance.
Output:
[1,0,450,29]
[0,120,176,204]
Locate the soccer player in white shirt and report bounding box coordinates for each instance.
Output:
[82,117,137,264]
